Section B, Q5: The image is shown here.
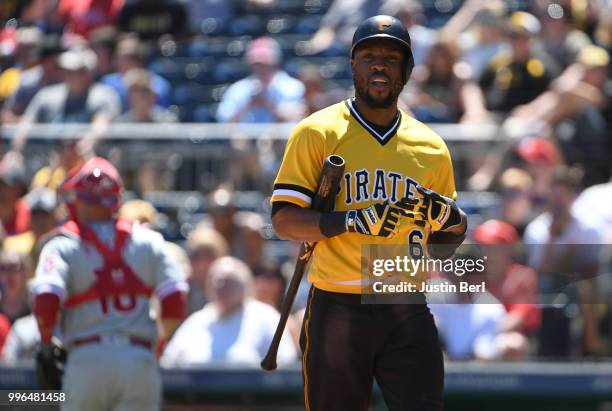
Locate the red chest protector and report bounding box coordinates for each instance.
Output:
[62,219,153,311]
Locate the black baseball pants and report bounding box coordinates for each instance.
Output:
[300,287,444,411]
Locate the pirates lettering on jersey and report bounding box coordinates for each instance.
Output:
[271,100,457,293]
[343,171,420,206]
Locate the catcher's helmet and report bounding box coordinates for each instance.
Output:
[60,157,122,211]
[350,15,414,82]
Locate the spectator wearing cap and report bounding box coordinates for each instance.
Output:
[185,225,228,314]
[100,36,171,111]
[535,2,592,69]
[11,47,120,156]
[0,27,43,105]
[0,160,30,236]
[24,47,120,123]
[216,37,306,123]
[478,11,555,116]
[114,68,177,122]
[473,220,541,338]
[4,188,59,273]
[516,137,563,206]
[509,45,610,185]
[2,34,64,123]
[0,250,31,324]
[161,256,297,367]
[512,46,610,124]
[524,167,604,357]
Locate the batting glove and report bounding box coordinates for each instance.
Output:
[345,202,402,237]
[397,186,461,232]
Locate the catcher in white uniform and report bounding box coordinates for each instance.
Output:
[32,157,188,411]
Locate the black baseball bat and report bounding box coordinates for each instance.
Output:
[261,154,345,371]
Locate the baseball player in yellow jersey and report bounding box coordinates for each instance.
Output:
[270,15,467,411]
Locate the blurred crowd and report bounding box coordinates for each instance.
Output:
[0,0,611,366]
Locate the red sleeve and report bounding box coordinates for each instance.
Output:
[0,314,10,353]
[33,293,61,343]
[159,290,187,320]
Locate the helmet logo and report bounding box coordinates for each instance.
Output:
[378,16,393,31]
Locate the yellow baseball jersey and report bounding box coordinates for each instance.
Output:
[271,99,457,294]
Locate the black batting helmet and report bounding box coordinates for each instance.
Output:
[350,15,415,83]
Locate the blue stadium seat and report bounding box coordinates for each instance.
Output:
[149,58,182,81]
[295,15,322,34]
[265,15,297,35]
[269,33,311,58]
[193,104,219,123]
[150,57,218,84]
[197,17,229,36]
[213,59,250,83]
[422,0,463,28]
[190,37,250,58]
[229,15,265,36]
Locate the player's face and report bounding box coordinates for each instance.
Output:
[351,39,405,108]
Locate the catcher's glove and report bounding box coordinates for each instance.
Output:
[36,337,67,390]
[345,202,402,237]
[397,186,462,232]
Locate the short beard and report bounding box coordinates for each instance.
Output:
[353,72,403,109]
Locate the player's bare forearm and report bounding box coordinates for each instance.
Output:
[272,205,327,242]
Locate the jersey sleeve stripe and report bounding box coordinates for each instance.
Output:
[156,279,189,300]
[273,183,315,198]
[32,282,67,302]
[272,189,312,206]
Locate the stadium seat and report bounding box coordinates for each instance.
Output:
[295,15,322,34]
[213,59,250,83]
[149,58,182,81]
[229,15,265,36]
[265,15,297,35]
[193,104,219,123]
[196,17,229,36]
